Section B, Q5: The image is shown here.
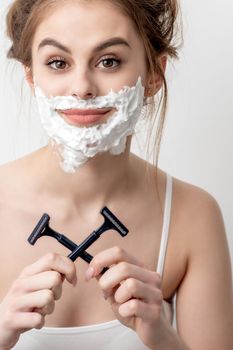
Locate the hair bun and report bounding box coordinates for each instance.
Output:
[6,0,39,62]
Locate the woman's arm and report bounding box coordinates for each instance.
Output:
[86,182,233,349]
[175,188,233,350]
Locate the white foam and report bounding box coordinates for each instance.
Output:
[34,77,145,173]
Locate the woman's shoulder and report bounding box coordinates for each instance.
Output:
[169,175,226,257]
[0,150,42,198]
[137,156,220,212]
[0,148,43,174]
[0,153,32,179]
[138,157,226,248]
[133,156,221,223]
[171,175,222,224]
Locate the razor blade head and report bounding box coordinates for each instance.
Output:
[28,214,50,245]
[101,207,129,237]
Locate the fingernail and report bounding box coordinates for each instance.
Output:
[85,267,95,281]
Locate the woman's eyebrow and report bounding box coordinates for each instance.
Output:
[37,37,131,54]
[38,38,72,54]
[93,37,131,52]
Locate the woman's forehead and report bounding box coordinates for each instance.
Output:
[32,0,138,52]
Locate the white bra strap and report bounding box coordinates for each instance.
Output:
[156,173,173,276]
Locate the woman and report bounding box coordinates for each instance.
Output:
[0,0,232,349]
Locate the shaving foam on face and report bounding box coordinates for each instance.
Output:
[34,77,145,173]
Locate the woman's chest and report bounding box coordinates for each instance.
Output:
[0,197,185,326]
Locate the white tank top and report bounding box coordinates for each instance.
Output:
[12,174,173,350]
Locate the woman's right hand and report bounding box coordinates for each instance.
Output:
[0,253,77,350]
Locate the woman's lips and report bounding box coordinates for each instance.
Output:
[58,108,113,126]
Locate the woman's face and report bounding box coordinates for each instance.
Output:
[30,0,149,100]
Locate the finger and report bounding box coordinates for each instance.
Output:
[9,312,45,331]
[118,299,161,322]
[33,302,55,316]
[88,247,146,277]
[14,290,55,314]
[20,253,77,286]
[14,271,63,300]
[98,262,161,292]
[114,278,163,305]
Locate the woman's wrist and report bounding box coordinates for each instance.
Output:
[152,328,191,350]
[148,318,191,350]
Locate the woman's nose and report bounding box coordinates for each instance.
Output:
[69,70,98,100]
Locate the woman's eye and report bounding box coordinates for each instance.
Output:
[46,59,68,70]
[98,58,121,69]
[46,57,120,71]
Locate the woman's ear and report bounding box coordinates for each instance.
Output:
[145,55,167,97]
[24,66,35,95]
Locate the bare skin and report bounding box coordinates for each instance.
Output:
[0,148,232,349]
[0,1,232,349]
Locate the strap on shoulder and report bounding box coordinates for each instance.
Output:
[156,173,173,277]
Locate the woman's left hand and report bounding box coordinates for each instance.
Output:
[85,246,169,349]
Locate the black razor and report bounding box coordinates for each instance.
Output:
[28,207,129,265]
[68,207,129,261]
[28,214,93,263]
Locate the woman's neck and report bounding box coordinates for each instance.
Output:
[31,143,137,211]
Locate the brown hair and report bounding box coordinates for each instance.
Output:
[112,0,180,163]
[6,0,181,164]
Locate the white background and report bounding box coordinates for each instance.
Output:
[0,1,232,267]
